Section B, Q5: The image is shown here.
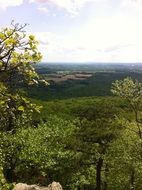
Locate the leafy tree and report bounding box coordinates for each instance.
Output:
[106,119,142,190]
[111,77,142,142]
[0,21,44,186]
[111,77,142,189]
[1,116,77,189]
[68,102,123,190]
[0,20,42,86]
[0,21,44,132]
[74,119,121,190]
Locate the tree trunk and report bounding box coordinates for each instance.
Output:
[4,162,16,183]
[3,155,17,183]
[130,168,135,190]
[103,181,107,190]
[95,157,103,190]
[103,164,108,190]
[7,115,13,131]
[4,168,14,183]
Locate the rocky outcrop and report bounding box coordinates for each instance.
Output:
[47,182,63,190]
[14,182,63,190]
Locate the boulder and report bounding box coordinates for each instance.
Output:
[14,182,63,190]
[13,183,39,190]
[47,182,63,190]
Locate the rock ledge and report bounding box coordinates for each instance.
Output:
[14,181,63,190]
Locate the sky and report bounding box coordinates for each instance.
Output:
[0,0,142,63]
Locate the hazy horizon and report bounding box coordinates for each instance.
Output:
[40,62,142,65]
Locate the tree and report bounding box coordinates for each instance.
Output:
[68,101,123,190]
[111,77,142,190]
[111,77,142,142]
[1,116,77,188]
[106,119,142,190]
[0,21,44,186]
[0,21,44,132]
[0,20,42,86]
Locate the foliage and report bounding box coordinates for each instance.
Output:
[111,77,142,189]
[0,116,78,188]
[111,77,142,107]
[0,21,43,131]
[106,120,142,190]
[0,168,14,190]
[111,77,142,142]
[0,21,43,187]
[0,21,43,86]
[0,86,41,132]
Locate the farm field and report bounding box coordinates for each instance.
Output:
[27,63,142,100]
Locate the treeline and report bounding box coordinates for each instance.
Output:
[26,71,142,101]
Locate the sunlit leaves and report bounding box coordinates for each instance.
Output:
[0,21,42,85]
[0,116,76,185]
[29,35,35,41]
[0,22,45,132]
[111,77,142,189]
[0,33,5,40]
[111,77,142,105]
[17,106,24,112]
[0,21,48,187]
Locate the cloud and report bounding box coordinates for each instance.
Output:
[0,0,24,10]
[29,0,142,62]
[32,31,88,62]
[37,7,49,13]
[30,0,105,15]
[97,44,133,53]
[33,9,142,63]
[122,0,142,11]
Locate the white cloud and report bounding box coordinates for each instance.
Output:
[79,14,142,62]
[32,31,87,62]
[33,9,142,63]
[121,0,142,14]
[122,0,142,7]
[0,0,23,10]
[37,7,49,13]
[30,0,142,62]
[30,0,105,15]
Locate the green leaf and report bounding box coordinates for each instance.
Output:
[17,106,24,111]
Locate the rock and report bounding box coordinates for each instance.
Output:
[13,182,63,190]
[13,183,40,190]
[13,183,39,190]
[47,182,63,190]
